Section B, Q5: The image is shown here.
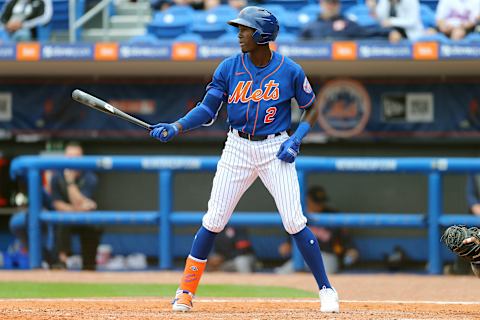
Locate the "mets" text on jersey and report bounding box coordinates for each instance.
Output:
[228,80,280,104]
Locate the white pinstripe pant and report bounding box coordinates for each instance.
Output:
[202,130,307,235]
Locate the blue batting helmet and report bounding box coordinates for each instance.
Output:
[228,6,279,44]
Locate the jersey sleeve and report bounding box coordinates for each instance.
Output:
[294,68,315,109]
[206,58,229,102]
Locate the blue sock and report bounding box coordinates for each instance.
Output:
[292,227,331,289]
[189,226,217,260]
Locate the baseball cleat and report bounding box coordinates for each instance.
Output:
[319,286,339,313]
[172,289,193,312]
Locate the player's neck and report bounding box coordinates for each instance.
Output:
[248,46,273,68]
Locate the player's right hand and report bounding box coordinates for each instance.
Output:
[150,123,179,143]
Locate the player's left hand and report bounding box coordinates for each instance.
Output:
[150,123,179,142]
[276,137,300,163]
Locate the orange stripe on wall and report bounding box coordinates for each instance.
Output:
[413,42,439,60]
[332,42,357,60]
[94,43,119,61]
[172,42,197,61]
[16,42,40,61]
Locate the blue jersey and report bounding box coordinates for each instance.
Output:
[208,51,315,136]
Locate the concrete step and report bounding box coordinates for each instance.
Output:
[115,2,151,16]
[82,27,146,42]
[110,15,151,29]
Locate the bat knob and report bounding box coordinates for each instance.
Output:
[161,130,168,138]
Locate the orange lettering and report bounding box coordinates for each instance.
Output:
[251,89,263,102]
[228,81,251,104]
[228,80,280,104]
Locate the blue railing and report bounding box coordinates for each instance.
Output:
[10,155,480,274]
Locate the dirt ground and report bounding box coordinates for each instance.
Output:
[0,271,479,320]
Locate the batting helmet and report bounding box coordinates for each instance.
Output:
[228,6,279,45]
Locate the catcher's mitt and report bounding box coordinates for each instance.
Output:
[441,225,480,263]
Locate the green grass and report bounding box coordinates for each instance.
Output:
[0,282,316,299]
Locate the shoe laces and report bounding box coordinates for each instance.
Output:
[320,286,337,298]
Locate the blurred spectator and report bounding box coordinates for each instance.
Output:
[150,0,173,11]
[275,185,359,274]
[204,0,220,10]
[50,141,101,271]
[207,226,257,273]
[300,0,389,40]
[228,0,246,11]
[435,0,480,40]
[375,0,424,43]
[0,0,52,41]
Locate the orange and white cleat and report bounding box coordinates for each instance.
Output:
[172,289,194,312]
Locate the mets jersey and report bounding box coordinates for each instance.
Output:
[208,51,315,136]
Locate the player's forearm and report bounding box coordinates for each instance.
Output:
[174,103,214,133]
[292,103,318,141]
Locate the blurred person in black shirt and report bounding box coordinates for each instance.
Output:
[0,0,52,41]
[300,0,388,40]
[275,185,359,274]
[207,226,257,273]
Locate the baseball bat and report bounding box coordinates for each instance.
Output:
[71,89,153,131]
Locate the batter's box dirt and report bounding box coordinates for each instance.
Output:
[0,299,479,320]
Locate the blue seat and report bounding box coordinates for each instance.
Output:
[191,11,228,39]
[345,4,379,27]
[420,0,438,11]
[175,32,203,42]
[261,4,288,22]
[461,32,480,43]
[216,32,239,43]
[420,4,436,29]
[275,32,297,42]
[415,33,451,43]
[300,3,321,17]
[263,0,308,11]
[127,33,162,44]
[210,4,238,22]
[283,10,317,34]
[0,28,10,43]
[149,6,194,39]
[340,0,358,13]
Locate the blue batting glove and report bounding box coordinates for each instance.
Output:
[276,137,301,163]
[150,123,179,143]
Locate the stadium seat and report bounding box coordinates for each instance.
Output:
[461,32,480,43]
[175,32,203,42]
[283,11,317,34]
[420,0,438,11]
[148,6,194,39]
[300,3,322,17]
[191,11,228,39]
[216,32,238,43]
[420,4,436,29]
[345,4,379,27]
[210,4,238,23]
[275,32,298,42]
[0,28,10,43]
[340,0,358,13]
[263,0,308,11]
[415,33,451,43]
[127,33,161,44]
[261,4,288,23]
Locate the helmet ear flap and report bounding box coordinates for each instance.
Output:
[252,30,267,44]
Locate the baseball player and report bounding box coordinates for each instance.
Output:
[150,6,339,313]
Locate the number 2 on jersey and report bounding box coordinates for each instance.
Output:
[264,107,277,124]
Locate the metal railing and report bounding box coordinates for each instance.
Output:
[10,155,480,273]
[69,0,113,42]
